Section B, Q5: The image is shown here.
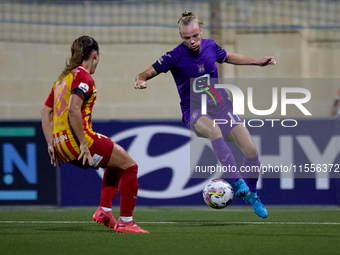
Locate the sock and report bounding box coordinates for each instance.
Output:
[118,165,139,217]
[211,137,242,183]
[99,168,122,208]
[101,207,112,212]
[120,216,133,223]
[243,154,260,193]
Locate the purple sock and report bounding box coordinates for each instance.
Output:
[243,154,260,193]
[211,137,242,183]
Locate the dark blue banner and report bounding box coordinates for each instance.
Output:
[0,122,58,205]
[59,119,340,206]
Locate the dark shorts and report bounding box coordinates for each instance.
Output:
[183,100,244,139]
[69,133,114,170]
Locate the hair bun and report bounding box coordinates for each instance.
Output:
[182,11,192,17]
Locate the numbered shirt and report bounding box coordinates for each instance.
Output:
[44,65,97,161]
[152,39,230,113]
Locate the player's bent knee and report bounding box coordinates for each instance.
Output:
[125,158,137,169]
[106,143,137,170]
[207,126,222,140]
[198,125,222,140]
[123,164,138,173]
[243,145,258,158]
[117,151,136,169]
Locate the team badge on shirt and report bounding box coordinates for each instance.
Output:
[198,64,205,74]
[191,110,199,121]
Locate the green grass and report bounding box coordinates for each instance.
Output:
[0,206,339,255]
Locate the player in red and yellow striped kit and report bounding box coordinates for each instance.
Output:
[44,65,100,165]
[41,35,148,233]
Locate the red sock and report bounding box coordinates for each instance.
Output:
[99,168,122,208]
[118,165,139,217]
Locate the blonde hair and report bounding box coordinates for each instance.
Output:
[57,35,99,83]
[178,11,204,32]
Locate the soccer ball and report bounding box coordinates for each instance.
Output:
[202,179,234,209]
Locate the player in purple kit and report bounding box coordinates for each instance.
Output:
[134,11,276,218]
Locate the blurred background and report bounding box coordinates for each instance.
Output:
[0,0,339,207]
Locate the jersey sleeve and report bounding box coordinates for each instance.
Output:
[215,42,227,63]
[71,68,94,100]
[152,51,176,74]
[44,87,54,108]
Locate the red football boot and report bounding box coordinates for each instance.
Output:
[114,218,149,233]
[93,207,116,229]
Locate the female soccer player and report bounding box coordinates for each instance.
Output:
[41,35,148,233]
[134,12,277,218]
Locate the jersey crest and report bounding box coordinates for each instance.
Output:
[198,64,205,74]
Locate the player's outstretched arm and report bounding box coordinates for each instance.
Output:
[225,53,277,67]
[134,65,159,89]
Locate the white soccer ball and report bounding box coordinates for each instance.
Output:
[202,179,234,209]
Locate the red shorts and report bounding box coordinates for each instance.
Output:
[69,133,114,170]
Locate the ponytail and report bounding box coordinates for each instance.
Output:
[57,35,99,83]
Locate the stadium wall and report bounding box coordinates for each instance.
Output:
[1,33,340,120]
[1,1,340,120]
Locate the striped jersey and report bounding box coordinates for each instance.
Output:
[44,65,97,162]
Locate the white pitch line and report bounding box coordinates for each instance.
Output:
[0,221,92,224]
[0,221,339,225]
[141,222,340,225]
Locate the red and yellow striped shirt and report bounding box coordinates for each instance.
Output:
[44,65,97,162]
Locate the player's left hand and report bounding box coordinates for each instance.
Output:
[258,56,277,67]
[78,143,94,166]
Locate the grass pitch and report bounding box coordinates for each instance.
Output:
[0,206,339,255]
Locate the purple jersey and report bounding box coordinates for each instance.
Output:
[153,39,230,114]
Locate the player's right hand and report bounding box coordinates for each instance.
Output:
[48,145,63,167]
[134,80,148,89]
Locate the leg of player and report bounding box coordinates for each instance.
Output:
[93,168,122,229]
[104,143,148,233]
[227,125,268,219]
[194,116,250,197]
